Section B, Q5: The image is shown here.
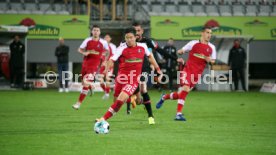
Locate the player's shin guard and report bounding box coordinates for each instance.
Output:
[142,93,153,117]
[162,92,179,100]
[177,91,188,113]
[78,86,89,103]
[103,100,124,120]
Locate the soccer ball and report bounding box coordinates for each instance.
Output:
[94,120,110,134]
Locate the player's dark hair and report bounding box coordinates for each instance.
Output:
[201,26,212,31]
[124,27,136,35]
[91,25,100,30]
[132,22,141,27]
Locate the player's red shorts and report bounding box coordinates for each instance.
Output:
[81,66,97,80]
[99,66,114,78]
[180,67,201,88]
[113,81,138,97]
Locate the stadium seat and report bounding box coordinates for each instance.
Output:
[10,2,23,11]
[139,2,150,13]
[5,9,18,14]
[18,9,32,14]
[32,10,43,14]
[58,10,70,15]
[271,6,276,16]
[192,5,207,16]
[0,2,7,12]
[245,5,257,16]
[149,1,164,16]
[258,5,271,16]
[179,4,194,16]
[45,10,57,15]
[206,5,220,16]
[38,3,52,12]
[219,5,232,16]
[164,2,177,13]
[232,5,245,16]
[24,3,38,11]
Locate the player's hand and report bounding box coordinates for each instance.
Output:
[177,58,185,64]
[205,56,211,63]
[83,52,90,56]
[102,61,107,67]
[177,49,184,54]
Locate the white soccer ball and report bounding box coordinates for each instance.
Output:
[94,120,110,134]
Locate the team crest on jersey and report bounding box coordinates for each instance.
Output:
[207,48,209,52]
[138,49,142,53]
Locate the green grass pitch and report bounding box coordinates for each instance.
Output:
[0,90,276,155]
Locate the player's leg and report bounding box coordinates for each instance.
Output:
[174,85,190,121]
[104,70,112,96]
[126,97,131,115]
[72,68,94,110]
[96,83,137,121]
[140,82,155,124]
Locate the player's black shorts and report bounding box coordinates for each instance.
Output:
[133,85,140,94]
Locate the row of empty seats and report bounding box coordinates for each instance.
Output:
[134,2,276,16]
[0,1,80,15]
[136,0,276,5]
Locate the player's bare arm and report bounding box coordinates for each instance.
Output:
[78,48,90,56]
[205,56,215,64]
[148,53,162,75]
[104,59,114,74]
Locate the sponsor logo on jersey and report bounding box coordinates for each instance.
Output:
[125,58,143,63]
[87,50,100,55]
[193,53,206,59]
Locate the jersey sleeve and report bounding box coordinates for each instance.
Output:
[181,40,197,52]
[110,43,117,55]
[103,40,109,51]
[79,38,90,49]
[110,44,124,61]
[210,44,217,59]
[140,43,151,56]
[145,38,158,50]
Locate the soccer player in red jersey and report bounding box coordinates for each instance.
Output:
[156,27,217,121]
[96,28,162,122]
[72,25,109,110]
[99,34,117,100]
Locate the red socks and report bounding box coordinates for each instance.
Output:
[103,100,124,120]
[100,83,110,94]
[176,91,188,113]
[162,91,189,114]
[78,86,89,103]
[162,92,179,100]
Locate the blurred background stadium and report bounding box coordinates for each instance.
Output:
[0,0,275,92]
[0,1,276,155]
